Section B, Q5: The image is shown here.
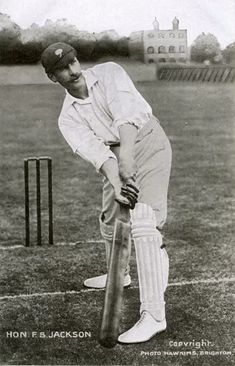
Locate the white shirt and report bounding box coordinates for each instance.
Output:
[58,62,153,171]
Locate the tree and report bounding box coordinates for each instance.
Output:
[21,19,96,61]
[117,37,129,57]
[0,13,129,64]
[222,42,235,65]
[0,13,21,63]
[190,33,222,64]
[92,30,119,58]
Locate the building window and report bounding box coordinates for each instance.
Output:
[158,33,165,38]
[147,46,154,54]
[179,45,185,52]
[158,46,166,53]
[178,33,184,38]
[169,58,176,63]
[169,46,176,53]
[169,33,175,38]
[148,33,154,38]
[159,58,166,63]
[148,59,154,63]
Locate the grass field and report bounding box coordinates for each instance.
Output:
[0,68,234,365]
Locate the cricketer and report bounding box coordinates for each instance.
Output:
[41,42,172,344]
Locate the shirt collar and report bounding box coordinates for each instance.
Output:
[83,68,98,90]
[64,68,98,105]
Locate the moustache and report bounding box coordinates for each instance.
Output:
[70,74,81,82]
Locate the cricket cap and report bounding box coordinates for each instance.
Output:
[41,42,77,74]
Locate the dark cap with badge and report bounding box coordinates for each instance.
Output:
[41,42,77,74]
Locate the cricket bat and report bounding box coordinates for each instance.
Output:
[99,204,131,348]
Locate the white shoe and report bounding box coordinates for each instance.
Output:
[83,274,131,289]
[118,311,166,344]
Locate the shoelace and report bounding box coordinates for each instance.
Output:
[136,312,148,327]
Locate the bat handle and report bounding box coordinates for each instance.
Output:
[119,204,130,223]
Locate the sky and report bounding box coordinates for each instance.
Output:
[0,0,235,47]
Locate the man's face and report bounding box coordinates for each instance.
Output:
[51,57,86,91]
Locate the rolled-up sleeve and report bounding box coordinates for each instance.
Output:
[59,116,117,172]
[105,63,152,130]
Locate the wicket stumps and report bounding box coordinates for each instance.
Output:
[24,157,53,247]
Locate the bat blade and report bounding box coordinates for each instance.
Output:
[99,207,130,348]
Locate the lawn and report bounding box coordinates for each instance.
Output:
[0,74,234,365]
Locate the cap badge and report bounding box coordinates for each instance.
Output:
[55,49,63,58]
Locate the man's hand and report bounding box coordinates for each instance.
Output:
[115,181,139,209]
[100,156,139,209]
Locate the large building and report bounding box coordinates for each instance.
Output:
[129,17,188,63]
